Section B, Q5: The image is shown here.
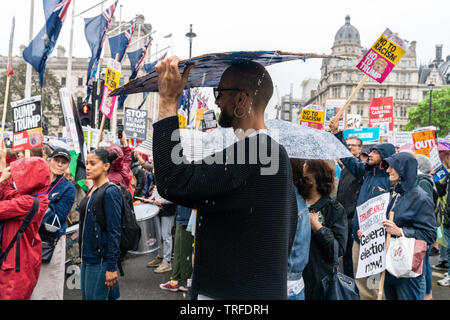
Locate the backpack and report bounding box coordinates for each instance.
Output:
[0,198,39,272]
[418,175,442,225]
[93,182,141,276]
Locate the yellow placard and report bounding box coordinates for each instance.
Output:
[300,109,325,124]
[371,34,406,65]
[178,114,187,129]
[105,66,121,90]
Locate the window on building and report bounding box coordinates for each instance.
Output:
[379,89,387,97]
[77,97,83,107]
[346,87,352,97]
[333,73,341,81]
[332,87,341,98]
[61,77,66,86]
[400,107,407,118]
[358,89,365,99]
[357,105,364,116]
[347,72,352,81]
[400,73,406,82]
[78,77,83,86]
[368,89,376,99]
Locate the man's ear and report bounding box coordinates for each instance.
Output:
[235,91,248,108]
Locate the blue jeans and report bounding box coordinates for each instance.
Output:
[444,227,450,275]
[81,262,120,300]
[424,246,432,295]
[384,272,425,300]
[288,289,305,300]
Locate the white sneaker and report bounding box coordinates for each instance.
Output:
[437,275,450,287]
[154,259,172,273]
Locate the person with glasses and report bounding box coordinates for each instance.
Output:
[152,57,297,300]
[336,136,363,280]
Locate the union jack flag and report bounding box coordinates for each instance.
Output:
[102,2,116,24]
[135,38,151,73]
[53,0,71,23]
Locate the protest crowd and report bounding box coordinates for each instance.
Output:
[1,1,449,302]
[0,55,449,301]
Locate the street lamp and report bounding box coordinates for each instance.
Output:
[185,24,197,128]
[185,24,197,59]
[428,81,434,126]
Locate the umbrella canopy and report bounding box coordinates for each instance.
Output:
[151,119,353,160]
[438,138,450,151]
[110,51,347,96]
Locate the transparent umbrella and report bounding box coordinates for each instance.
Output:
[201,119,353,159]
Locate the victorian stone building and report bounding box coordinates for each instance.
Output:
[0,15,156,137]
[309,15,449,130]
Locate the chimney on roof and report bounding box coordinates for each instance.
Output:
[57,46,66,58]
[434,44,443,65]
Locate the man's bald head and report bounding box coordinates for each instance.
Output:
[222,61,274,110]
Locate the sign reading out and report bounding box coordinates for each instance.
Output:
[11,96,43,152]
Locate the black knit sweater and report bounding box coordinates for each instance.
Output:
[152,116,297,299]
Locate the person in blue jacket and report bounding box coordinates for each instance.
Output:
[78,149,123,300]
[381,152,437,300]
[31,148,76,300]
[329,118,395,300]
[287,158,311,300]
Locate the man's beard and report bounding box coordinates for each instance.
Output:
[218,110,234,128]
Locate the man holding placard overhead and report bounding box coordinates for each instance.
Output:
[152,57,297,300]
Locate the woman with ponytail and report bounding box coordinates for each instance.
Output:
[78,149,123,300]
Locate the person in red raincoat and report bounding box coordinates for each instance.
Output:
[0,157,51,300]
[107,131,133,195]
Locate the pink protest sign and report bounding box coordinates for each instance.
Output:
[356,28,409,83]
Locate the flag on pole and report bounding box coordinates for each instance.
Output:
[117,37,151,109]
[23,0,71,86]
[108,24,136,63]
[84,1,117,104]
[144,52,167,73]
[7,17,15,77]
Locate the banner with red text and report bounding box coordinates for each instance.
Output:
[369,96,394,136]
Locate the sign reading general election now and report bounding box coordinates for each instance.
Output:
[11,96,43,152]
[357,28,409,83]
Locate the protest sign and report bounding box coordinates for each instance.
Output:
[344,127,380,142]
[124,108,148,140]
[178,109,187,129]
[347,114,361,129]
[100,58,121,119]
[300,108,325,130]
[393,131,413,147]
[369,97,394,136]
[356,193,390,278]
[60,88,80,153]
[195,107,207,130]
[356,29,409,83]
[11,96,43,152]
[412,127,437,157]
[433,165,449,183]
[325,100,346,130]
[203,109,218,131]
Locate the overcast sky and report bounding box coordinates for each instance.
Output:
[2,0,450,118]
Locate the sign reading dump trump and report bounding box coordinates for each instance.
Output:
[356,192,390,279]
[357,28,409,83]
[124,108,148,140]
[11,96,43,152]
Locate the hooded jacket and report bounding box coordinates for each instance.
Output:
[107,144,132,189]
[0,157,51,300]
[336,131,396,245]
[382,152,437,245]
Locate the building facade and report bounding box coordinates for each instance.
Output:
[0,15,157,137]
[312,15,449,130]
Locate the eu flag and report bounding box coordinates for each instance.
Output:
[84,1,117,103]
[23,0,71,86]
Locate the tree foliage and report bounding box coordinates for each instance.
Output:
[405,87,450,137]
[0,63,62,134]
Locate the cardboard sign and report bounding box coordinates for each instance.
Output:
[203,110,218,130]
[344,127,380,142]
[124,108,148,140]
[59,88,80,153]
[11,96,43,152]
[300,108,325,130]
[393,131,413,147]
[369,97,394,135]
[325,100,346,130]
[347,114,361,129]
[356,28,409,83]
[356,193,390,278]
[100,59,121,119]
[433,166,449,183]
[412,128,437,157]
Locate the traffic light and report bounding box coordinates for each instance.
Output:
[80,103,94,127]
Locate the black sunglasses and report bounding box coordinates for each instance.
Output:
[213,87,242,99]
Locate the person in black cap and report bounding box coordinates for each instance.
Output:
[31,148,76,300]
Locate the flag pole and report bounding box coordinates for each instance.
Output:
[25,0,35,99]
[377,210,395,300]
[96,53,119,149]
[66,0,75,91]
[1,77,11,133]
[2,16,15,134]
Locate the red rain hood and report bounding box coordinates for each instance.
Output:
[9,157,50,195]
